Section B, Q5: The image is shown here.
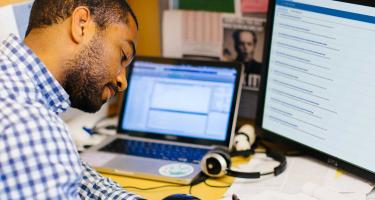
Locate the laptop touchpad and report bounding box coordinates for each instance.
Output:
[105,154,199,178]
[81,152,117,166]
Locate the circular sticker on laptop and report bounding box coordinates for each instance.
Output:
[159,163,194,177]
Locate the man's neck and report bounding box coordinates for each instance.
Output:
[24,27,74,84]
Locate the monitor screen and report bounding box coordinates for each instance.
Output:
[120,58,239,142]
[259,0,375,178]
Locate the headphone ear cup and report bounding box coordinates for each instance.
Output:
[200,147,231,177]
[201,146,287,179]
[237,124,256,147]
[211,147,231,165]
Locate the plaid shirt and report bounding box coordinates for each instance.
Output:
[0,34,142,200]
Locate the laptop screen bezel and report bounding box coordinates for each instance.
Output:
[256,0,375,182]
[117,56,243,147]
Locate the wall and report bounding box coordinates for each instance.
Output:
[0,0,162,57]
[0,0,25,6]
[128,0,161,56]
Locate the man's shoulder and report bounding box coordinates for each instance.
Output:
[0,54,13,71]
[0,53,29,79]
[0,96,64,132]
[0,54,38,101]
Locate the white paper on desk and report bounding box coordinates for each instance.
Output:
[230,190,318,200]
[225,154,329,195]
[325,169,373,193]
[324,169,373,200]
[223,155,373,200]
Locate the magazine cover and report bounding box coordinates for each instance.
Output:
[222,15,266,91]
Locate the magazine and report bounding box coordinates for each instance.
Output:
[222,15,266,91]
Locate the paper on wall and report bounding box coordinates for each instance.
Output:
[241,0,269,13]
[162,10,223,59]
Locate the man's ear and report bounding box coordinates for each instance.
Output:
[70,6,91,44]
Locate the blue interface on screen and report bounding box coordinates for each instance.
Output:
[263,0,375,172]
[121,61,237,141]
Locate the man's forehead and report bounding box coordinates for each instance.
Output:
[125,12,139,30]
[105,20,138,42]
[123,13,138,42]
[239,31,254,38]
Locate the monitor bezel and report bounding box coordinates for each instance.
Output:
[117,56,243,147]
[256,0,375,182]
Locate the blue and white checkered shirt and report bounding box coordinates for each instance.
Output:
[0,34,142,200]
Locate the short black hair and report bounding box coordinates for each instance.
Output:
[25,0,138,36]
[232,29,257,45]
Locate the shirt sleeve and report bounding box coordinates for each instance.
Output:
[0,106,83,199]
[78,161,144,200]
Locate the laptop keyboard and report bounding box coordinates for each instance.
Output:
[99,139,209,164]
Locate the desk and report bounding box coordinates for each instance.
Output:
[102,156,249,200]
[67,106,373,200]
[66,106,254,199]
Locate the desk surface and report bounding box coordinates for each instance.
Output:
[101,156,250,200]
[67,112,374,199]
[66,106,254,199]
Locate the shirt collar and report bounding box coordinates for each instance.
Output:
[0,34,70,113]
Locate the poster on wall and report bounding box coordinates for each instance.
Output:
[162,10,223,60]
[241,0,269,13]
[222,15,266,91]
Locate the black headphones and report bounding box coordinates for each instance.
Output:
[200,124,287,179]
[200,146,286,178]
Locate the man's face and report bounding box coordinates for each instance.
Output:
[237,31,256,62]
[63,15,138,113]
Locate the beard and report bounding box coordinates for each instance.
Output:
[62,34,115,113]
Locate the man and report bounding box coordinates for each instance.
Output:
[0,0,142,199]
[232,30,262,88]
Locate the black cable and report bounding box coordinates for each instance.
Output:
[187,172,209,195]
[284,150,304,157]
[203,179,231,188]
[121,177,231,197]
[123,182,197,197]
[94,124,117,131]
[258,140,304,157]
[123,184,187,191]
[189,177,228,196]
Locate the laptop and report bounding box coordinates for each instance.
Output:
[81,56,243,184]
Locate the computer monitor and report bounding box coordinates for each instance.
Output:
[257,0,375,181]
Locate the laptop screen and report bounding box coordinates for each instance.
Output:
[258,0,375,179]
[118,57,242,144]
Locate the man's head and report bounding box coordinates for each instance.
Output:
[25,0,138,113]
[232,30,257,62]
